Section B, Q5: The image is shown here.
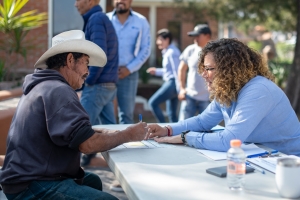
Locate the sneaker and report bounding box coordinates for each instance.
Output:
[109,182,124,192]
[80,154,96,167]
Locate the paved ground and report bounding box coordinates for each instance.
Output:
[86,166,129,200]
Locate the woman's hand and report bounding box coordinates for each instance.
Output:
[145,124,166,139]
[154,135,183,144]
[146,67,156,75]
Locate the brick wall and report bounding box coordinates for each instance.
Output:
[22,0,48,72]
[2,1,218,74]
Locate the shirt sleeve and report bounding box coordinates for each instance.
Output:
[170,100,223,135]
[179,46,190,64]
[85,14,107,85]
[178,83,274,151]
[155,68,163,77]
[126,19,151,73]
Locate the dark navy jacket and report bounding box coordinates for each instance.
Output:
[83,5,118,85]
[0,70,95,194]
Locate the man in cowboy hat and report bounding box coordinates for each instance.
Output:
[0,30,147,199]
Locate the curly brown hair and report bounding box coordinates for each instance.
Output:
[198,38,274,107]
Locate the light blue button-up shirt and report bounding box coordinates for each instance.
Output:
[107,10,151,73]
[171,76,300,156]
[155,44,181,81]
[155,43,181,91]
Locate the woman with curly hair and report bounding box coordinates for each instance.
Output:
[146,38,300,156]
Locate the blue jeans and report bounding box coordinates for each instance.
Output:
[116,71,139,124]
[148,78,178,123]
[181,94,210,119]
[4,172,117,200]
[80,83,117,125]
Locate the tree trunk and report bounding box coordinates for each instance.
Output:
[285,0,300,115]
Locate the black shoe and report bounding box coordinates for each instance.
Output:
[80,154,96,167]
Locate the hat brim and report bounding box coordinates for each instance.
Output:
[34,39,107,69]
[187,31,200,36]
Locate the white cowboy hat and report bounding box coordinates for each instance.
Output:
[34,30,107,69]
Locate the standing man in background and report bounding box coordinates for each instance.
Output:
[107,0,151,124]
[178,24,211,120]
[75,0,119,166]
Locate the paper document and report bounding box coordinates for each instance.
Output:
[247,155,299,173]
[197,143,266,160]
[111,140,175,150]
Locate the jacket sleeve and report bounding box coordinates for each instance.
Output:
[85,14,107,85]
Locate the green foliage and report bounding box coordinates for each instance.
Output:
[0,60,6,82]
[268,61,291,89]
[0,0,47,82]
[247,41,262,52]
[139,65,151,84]
[0,0,47,33]
[173,0,297,32]
[276,42,295,63]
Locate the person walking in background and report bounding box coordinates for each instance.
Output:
[75,0,119,167]
[253,25,277,62]
[147,29,181,123]
[178,24,211,120]
[107,0,151,124]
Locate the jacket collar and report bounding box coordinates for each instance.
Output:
[82,5,102,31]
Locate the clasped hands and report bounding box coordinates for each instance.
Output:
[145,124,182,144]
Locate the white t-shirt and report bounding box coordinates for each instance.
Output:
[179,44,209,101]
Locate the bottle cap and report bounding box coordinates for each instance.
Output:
[230,139,241,147]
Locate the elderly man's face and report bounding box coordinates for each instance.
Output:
[69,54,89,90]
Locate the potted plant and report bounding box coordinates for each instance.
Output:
[0,0,47,89]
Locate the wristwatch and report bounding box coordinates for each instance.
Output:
[181,130,190,145]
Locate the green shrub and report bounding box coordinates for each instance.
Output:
[247,41,262,52]
[0,60,5,82]
[139,65,151,84]
[268,60,291,89]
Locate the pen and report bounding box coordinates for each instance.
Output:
[267,150,279,155]
[139,114,142,122]
[247,150,279,158]
[247,152,269,158]
[246,162,265,174]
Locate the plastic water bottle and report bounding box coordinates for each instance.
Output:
[227,139,246,190]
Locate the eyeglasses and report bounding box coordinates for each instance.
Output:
[203,67,215,72]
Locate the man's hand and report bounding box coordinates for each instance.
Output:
[178,89,186,100]
[125,122,148,142]
[146,67,156,75]
[118,66,131,79]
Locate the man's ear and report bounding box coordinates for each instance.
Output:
[66,53,74,69]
